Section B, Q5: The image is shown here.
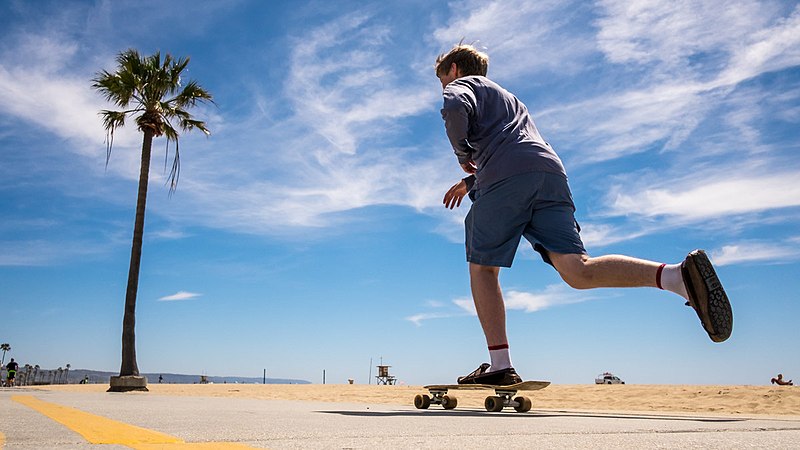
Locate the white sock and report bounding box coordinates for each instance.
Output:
[658,263,688,300]
[489,347,512,371]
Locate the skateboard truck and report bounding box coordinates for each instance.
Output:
[483,387,532,412]
[415,388,459,410]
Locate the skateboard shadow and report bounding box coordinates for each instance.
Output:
[318,409,745,423]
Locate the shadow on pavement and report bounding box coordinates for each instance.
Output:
[319,409,746,423]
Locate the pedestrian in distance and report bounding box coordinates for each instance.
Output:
[5,358,19,387]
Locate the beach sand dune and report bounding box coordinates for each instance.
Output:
[34,384,800,417]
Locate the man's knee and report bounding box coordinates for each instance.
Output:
[550,253,594,289]
[469,262,500,277]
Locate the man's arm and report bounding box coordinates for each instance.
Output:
[441,85,476,166]
[443,175,475,209]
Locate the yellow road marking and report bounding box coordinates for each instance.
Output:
[135,445,256,449]
[12,395,256,449]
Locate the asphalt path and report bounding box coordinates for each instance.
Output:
[2,387,799,449]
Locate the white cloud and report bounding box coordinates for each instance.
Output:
[0,61,106,153]
[539,2,800,165]
[3,1,798,247]
[0,240,59,266]
[406,311,463,327]
[576,222,650,249]
[540,81,712,162]
[452,297,475,315]
[0,30,141,151]
[406,296,473,326]
[158,291,202,301]
[409,285,597,326]
[432,0,595,79]
[595,0,770,67]
[149,228,189,241]
[607,172,800,221]
[499,285,596,313]
[0,9,456,239]
[0,239,109,266]
[710,241,800,266]
[0,27,165,187]
[152,12,456,234]
[286,12,434,156]
[716,4,800,86]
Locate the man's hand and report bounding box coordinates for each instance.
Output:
[443,179,468,209]
[460,160,477,174]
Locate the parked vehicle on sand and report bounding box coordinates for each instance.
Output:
[595,372,625,384]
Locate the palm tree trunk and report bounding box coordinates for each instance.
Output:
[119,130,154,377]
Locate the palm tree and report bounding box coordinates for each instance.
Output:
[1,343,10,365]
[92,49,212,392]
[22,364,32,386]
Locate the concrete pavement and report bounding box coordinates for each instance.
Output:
[2,387,799,449]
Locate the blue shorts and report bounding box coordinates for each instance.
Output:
[465,171,586,268]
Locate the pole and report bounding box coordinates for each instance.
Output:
[263,369,266,385]
[368,357,372,385]
[323,369,326,385]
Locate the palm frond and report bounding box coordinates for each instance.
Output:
[98,110,128,165]
[160,122,181,195]
[168,56,190,95]
[180,118,211,136]
[169,80,214,109]
[92,48,213,192]
[92,71,133,108]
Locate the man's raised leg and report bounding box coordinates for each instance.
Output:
[548,253,683,293]
[548,251,732,342]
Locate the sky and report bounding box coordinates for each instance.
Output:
[1,0,799,387]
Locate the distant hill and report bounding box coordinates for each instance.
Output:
[67,369,310,385]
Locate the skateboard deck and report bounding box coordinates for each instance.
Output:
[415,380,550,412]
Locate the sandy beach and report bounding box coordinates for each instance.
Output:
[33,383,800,417]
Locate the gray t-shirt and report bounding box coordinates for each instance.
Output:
[441,76,566,191]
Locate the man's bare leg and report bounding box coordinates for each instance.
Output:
[469,263,507,346]
[548,253,687,299]
[468,262,516,372]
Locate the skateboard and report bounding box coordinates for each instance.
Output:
[414,380,550,412]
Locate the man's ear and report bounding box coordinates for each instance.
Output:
[450,62,459,77]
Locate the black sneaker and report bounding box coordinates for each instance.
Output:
[681,249,733,343]
[457,363,490,384]
[459,366,522,386]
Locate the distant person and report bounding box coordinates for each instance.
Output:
[5,358,18,387]
[771,374,793,386]
[159,374,163,383]
[435,43,734,385]
[80,375,89,384]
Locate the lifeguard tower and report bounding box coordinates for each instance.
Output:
[375,365,397,385]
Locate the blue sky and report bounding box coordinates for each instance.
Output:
[1,0,799,386]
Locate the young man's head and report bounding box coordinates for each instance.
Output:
[435,44,489,89]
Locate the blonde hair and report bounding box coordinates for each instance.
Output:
[435,43,489,77]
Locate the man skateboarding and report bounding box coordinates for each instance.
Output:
[436,43,733,386]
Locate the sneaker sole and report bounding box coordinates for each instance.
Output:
[685,250,733,342]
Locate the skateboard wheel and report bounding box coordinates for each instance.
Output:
[414,394,431,409]
[484,396,504,412]
[513,396,532,413]
[441,395,457,410]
